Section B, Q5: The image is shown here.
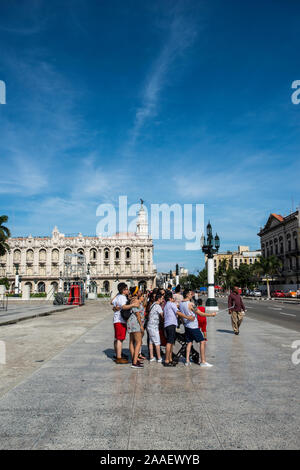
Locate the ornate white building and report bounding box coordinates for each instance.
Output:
[258,210,300,288]
[0,203,156,294]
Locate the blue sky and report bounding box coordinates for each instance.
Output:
[0,0,300,273]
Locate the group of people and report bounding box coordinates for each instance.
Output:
[111,282,217,369]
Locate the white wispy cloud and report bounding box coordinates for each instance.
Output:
[128,10,197,150]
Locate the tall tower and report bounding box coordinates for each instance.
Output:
[136,199,148,238]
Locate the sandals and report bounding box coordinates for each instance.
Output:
[138,354,146,360]
[163,361,176,367]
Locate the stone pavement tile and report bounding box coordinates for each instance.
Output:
[203,410,300,450]
[132,391,205,416]
[128,412,221,450]
[0,391,69,413]
[0,409,58,449]
[31,409,132,450]
[34,436,128,450]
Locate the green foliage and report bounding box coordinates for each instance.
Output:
[180,268,208,290]
[30,293,47,298]
[0,215,11,257]
[97,293,110,298]
[0,277,9,289]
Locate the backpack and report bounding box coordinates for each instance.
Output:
[120,307,132,322]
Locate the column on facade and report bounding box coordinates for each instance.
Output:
[110,244,114,274]
[120,247,125,275]
[46,246,52,276]
[33,246,39,277]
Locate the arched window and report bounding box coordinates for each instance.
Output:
[287,234,291,252]
[39,249,46,263]
[293,232,298,250]
[13,249,21,263]
[126,248,131,260]
[52,249,59,263]
[115,249,120,260]
[26,249,34,263]
[90,249,97,261]
[104,249,109,260]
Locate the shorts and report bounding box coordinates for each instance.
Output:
[185,327,204,344]
[164,325,176,344]
[147,326,160,345]
[114,322,127,341]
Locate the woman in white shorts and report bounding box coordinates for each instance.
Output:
[147,292,164,363]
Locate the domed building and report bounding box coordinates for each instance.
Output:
[0,202,156,295]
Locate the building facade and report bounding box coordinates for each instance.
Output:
[0,203,156,294]
[258,210,300,287]
[206,246,261,274]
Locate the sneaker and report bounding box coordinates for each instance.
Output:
[131,362,144,369]
[149,357,156,362]
[234,331,239,335]
[199,362,213,368]
[185,361,191,366]
[157,358,162,363]
[164,361,176,367]
[115,357,129,364]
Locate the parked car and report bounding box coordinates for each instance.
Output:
[271,290,285,298]
[285,290,297,298]
[253,289,262,297]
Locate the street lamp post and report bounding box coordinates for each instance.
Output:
[201,222,220,312]
[14,263,20,295]
[175,264,179,286]
[86,263,91,294]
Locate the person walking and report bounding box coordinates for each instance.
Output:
[228,286,246,335]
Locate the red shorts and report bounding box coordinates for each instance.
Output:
[114,322,127,341]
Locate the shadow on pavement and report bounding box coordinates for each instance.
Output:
[217,329,235,334]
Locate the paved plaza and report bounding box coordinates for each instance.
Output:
[0,299,299,450]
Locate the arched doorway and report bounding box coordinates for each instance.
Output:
[103,281,110,294]
[138,280,147,292]
[25,281,32,293]
[37,281,45,293]
[51,281,58,293]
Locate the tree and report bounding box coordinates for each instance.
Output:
[255,255,282,298]
[0,215,11,257]
[0,277,9,289]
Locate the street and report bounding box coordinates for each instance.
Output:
[215,296,300,332]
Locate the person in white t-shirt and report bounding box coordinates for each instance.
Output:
[112,282,139,364]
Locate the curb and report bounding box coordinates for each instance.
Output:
[0,305,78,327]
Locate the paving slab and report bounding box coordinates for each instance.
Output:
[0,302,299,450]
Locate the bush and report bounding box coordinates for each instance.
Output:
[97,293,110,298]
[30,293,47,298]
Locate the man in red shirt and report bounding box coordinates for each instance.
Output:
[228,286,246,335]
